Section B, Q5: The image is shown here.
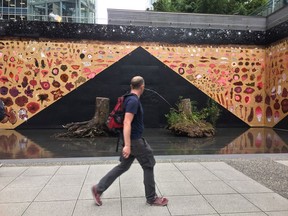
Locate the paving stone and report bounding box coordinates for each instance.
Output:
[0,202,30,216]
[225,180,273,194]
[157,179,199,196]
[0,177,15,190]
[23,201,75,216]
[121,182,146,198]
[243,193,288,212]
[73,199,121,216]
[35,185,81,201]
[122,197,170,216]
[183,170,220,182]
[8,176,51,188]
[0,167,28,177]
[174,162,206,171]
[85,165,116,183]
[204,194,261,214]
[22,166,59,176]
[0,187,42,203]
[201,162,236,170]
[266,211,288,216]
[155,170,188,183]
[155,163,179,171]
[55,165,89,175]
[275,161,288,167]
[220,213,267,216]
[167,195,217,215]
[211,169,253,181]
[47,174,85,186]
[79,181,120,199]
[192,180,236,195]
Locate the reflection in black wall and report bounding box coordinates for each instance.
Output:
[18,47,248,129]
[275,115,288,130]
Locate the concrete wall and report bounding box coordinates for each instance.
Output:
[108,9,267,31]
[267,5,288,29]
[108,6,288,31]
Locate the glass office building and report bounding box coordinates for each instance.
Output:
[0,0,28,20]
[0,0,96,23]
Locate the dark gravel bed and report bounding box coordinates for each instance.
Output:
[227,158,288,199]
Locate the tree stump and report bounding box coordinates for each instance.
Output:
[55,97,110,138]
[167,98,216,138]
[179,98,192,116]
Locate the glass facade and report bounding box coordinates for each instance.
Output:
[0,0,28,20]
[0,0,96,23]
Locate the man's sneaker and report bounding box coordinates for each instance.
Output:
[147,196,169,206]
[91,185,102,206]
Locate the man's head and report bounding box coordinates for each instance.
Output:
[130,76,145,95]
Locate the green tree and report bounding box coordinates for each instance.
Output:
[153,0,268,15]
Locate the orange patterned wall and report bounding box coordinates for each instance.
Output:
[144,45,266,126]
[265,39,288,127]
[0,40,137,129]
[0,38,288,129]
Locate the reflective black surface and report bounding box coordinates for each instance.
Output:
[0,20,267,45]
[0,128,287,159]
[1,18,288,45]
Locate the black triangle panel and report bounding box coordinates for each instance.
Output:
[274,115,288,130]
[17,47,248,129]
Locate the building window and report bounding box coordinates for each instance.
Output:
[0,0,95,23]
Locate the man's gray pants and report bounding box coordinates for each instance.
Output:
[97,138,156,203]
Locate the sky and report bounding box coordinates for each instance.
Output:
[96,0,152,24]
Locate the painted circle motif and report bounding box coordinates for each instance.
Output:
[178,67,185,75]
[26,102,40,114]
[52,68,59,76]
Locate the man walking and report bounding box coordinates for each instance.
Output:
[92,76,168,206]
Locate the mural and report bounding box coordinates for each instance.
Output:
[265,39,288,127]
[145,45,266,126]
[219,128,288,154]
[0,38,288,129]
[145,40,288,127]
[0,40,137,128]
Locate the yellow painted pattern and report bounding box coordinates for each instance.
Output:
[0,40,137,128]
[1,38,288,129]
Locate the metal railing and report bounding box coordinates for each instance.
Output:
[0,14,108,24]
[250,0,288,16]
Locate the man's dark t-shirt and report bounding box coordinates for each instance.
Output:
[124,94,144,140]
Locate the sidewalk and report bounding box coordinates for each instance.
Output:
[0,160,288,216]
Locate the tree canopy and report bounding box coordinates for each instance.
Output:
[152,0,268,15]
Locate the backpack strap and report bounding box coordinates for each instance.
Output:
[115,93,139,152]
[122,93,139,111]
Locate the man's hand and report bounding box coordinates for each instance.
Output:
[122,145,131,158]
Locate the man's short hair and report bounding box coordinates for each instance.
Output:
[130,76,145,89]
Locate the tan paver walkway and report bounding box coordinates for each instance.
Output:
[1,161,288,216]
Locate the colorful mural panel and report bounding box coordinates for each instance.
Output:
[144,45,266,126]
[0,40,137,129]
[0,38,288,129]
[265,39,288,127]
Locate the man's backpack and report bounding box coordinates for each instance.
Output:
[107,93,135,130]
[0,99,6,122]
[106,93,137,152]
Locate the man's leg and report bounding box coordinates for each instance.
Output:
[97,155,135,193]
[133,139,156,203]
[134,138,168,206]
[92,155,135,206]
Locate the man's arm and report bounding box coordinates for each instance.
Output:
[122,112,134,158]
